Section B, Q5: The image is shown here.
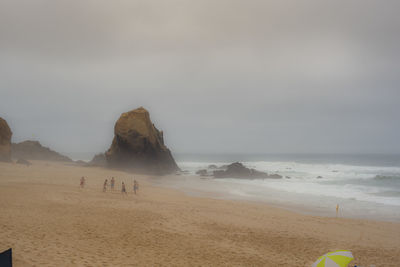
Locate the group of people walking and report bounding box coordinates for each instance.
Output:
[79,176,139,195]
[102,177,139,194]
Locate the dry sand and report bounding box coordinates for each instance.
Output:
[0,161,399,266]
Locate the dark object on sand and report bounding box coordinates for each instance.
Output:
[0,248,12,267]
[213,162,282,179]
[0,117,12,162]
[196,169,208,176]
[16,158,31,166]
[317,176,323,179]
[105,107,179,175]
[11,140,72,162]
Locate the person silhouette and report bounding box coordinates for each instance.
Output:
[80,176,85,188]
[133,179,139,195]
[110,177,115,190]
[121,182,127,194]
[103,179,108,192]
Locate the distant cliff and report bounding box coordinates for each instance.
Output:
[0,117,12,162]
[88,153,107,167]
[105,107,179,174]
[12,140,72,162]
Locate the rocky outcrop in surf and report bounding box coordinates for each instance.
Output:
[212,162,282,179]
[195,169,209,176]
[105,107,179,174]
[0,117,12,162]
[11,140,72,162]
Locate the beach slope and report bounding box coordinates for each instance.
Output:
[0,161,399,266]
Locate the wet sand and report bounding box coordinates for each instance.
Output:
[0,161,399,266]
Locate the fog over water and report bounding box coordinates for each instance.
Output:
[1,0,400,158]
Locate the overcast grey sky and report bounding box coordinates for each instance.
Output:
[1,0,399,158]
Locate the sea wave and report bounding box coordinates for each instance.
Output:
[178,160,400,206]
[374,175,400,181]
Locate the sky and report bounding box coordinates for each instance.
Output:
[1,0,399,159]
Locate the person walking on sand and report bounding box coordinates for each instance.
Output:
[110,177,115,190]
[80,176,85,188]
[336,204,339,217]
[103,179,108,192]
[133,179,139,195]
[121,182,127,194]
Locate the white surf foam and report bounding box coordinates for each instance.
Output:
[178,161,400,206]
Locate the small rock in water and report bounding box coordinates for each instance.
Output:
[196,169,208,176]
[268,174,283,179]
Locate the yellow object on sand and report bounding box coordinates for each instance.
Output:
[312,250,354,267]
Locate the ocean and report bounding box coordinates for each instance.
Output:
[157,153,400,221]
[68,152,400,221]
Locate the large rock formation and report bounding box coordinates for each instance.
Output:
[11,140,72,162]
[213,162,282,179]
[105,107,179,174]
[0,117,12,162]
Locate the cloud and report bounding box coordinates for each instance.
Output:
[0,0,399,157]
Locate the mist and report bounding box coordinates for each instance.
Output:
[1,0,400,159]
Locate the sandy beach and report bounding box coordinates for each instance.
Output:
[0,161,399,266]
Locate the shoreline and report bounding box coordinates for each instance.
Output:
[149,173,400,223]
[1,160,400,266]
